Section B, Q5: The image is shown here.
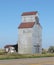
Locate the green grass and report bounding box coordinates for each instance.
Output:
[0,53,54,60]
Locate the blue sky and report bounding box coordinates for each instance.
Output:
[0,0,54,49]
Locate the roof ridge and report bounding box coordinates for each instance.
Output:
[21,11,38,16]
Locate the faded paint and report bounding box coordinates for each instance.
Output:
[18,11,42,54]
[22,14,38,22]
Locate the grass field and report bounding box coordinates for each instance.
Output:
[0,52,54,60]
[0,49,54,60]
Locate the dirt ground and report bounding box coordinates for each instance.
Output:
[0,57,54,65]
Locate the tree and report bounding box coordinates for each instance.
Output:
[42,48,47,54]
[48,46,54,53]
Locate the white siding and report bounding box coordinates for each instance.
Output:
[18,12,42,54]
[18,28,33,54]
[22,14,38,22]
[32,24,42,54]
[18,24,42,54]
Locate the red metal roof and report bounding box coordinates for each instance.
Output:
[18,22,35,29]
[21,11,38,16]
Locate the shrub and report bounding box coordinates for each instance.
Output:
[48,46,54,53]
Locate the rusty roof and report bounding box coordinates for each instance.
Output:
[18,22,35,29]
[21,11,38,16]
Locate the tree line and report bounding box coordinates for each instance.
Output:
[42,46,54,54]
